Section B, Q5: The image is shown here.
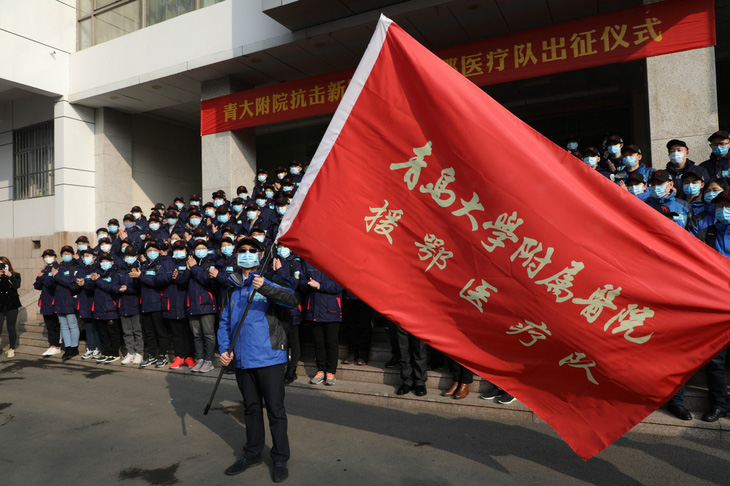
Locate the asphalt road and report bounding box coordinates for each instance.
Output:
[1,357,728,486]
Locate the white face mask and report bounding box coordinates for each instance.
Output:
[253,235,265,243]
[100,244,112,252]
[44,257,55,265]
[133,212,142,220]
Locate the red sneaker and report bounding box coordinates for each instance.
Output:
[169,356,185,369]
[184,357,197,368]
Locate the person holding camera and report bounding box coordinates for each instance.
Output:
[0,256,21,358]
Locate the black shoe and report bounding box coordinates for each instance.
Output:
[384,356,400,368]
[395,384,412,395]
[342,354,355,365]
[497,392,515,404]
[139,357,157,368]
[701,407,726,422]
[272,461,289,482]
[61,349,71,361]
[414,385,427,397]
[284,372,296,385]
[667,403,692,421]
[224,455,262,476]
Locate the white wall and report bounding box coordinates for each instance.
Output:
[69,0,292,99]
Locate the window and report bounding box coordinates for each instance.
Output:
[13,122,55,200]
[77,0,226,50]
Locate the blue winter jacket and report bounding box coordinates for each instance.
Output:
[217,271,297,369]
[73,263,97,319]
[138,257,166,313]
[52,260,80,314]
[33,263,58,315]
[92,266,121,320]
[274,253,302,326]
[158,256,190,319]
[700,154,730,181]
[645,194,693,229]
[214,254,237,310]
[188,255,218,316]
[299,261,343,323]
[116,261,141,317]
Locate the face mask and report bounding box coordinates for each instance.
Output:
[62,255,73,263]
[623,156,637,168]
[716,207,730,224]
[100,261,112,271]
[277,247,291,259]
[124,222,134,229]
[237,192,247,198]
[189,218,201,227]
[133,212,142,220]
[277,173,286,180]
[669,152,685,165]
[208,249,214,255]
[124,256,136,265]
[607,144,621,156]
[282,186,293,192]
[265,191,274,199]
[108,225,118,233]
[683,183,701,196]
[649,184,667,199]
[195,237,207,242]
[195,249,208,259]
[257,175,267,183]
[255,199,266,208]
[44,257,55,265]
[82,256,93,266]
[247,211,258,221]
[147,251,159,261]
[190,200,200,206]
[214,199,224,208]
[77,244,88,251]
[221,245,234,257]
[627,184,645,195]
[582,156,598,168]
[149,223,160,231]
[100,244,112,252]
[290,167,300,175]
[567,142,578,151]
[705,191,722,204]
[170,250,183,260]
[232,205,243,213]
[712,145,729,157]
[205,209,215,218]
[175,202,184,210]
[217,215,229,224]
[276,206,287,216]
[253,235,265,243]
[237,251,260,268]
[167,218,177,226]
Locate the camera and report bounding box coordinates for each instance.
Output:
[0,263,6,271]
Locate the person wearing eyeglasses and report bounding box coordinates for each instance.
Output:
[700,130,730,181]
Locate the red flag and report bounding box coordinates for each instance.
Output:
[276,16,730,460]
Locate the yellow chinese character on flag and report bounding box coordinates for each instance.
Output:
[542,37,567,62]
[633,17,662,45]
[273,93,288,113]
[238,99,254,119]
[461,53,484,77]
[327,80,346,102]
[290,88,307,110]
[309,85,325,105]
[486,48,509,73]
[223,103,238,122]
[514,43,538,69]
[601,24,630,51]
[569,30,598,58]
[256,96,270,116]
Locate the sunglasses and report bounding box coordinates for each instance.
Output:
[238,249,259,254]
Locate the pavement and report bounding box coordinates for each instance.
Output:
[1,355,729,486]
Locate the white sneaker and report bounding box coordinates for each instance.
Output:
[7,349,15,359]
[199,360,214,373]
[132,353,143,365]
[81,349,95,360]
[91,349,101,358]
[120,354,133,365]
[43,346,61,357]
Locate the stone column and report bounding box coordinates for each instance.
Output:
[646,47,718,167]
[201,76,256,200]
[95,107,133,229]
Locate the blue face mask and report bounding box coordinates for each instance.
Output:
[290,167,300,175]
[100,261,112,272]
[205,209,215,218]
[712,145,729,157]
[221,246,234,257]
[255,199,266,208]
[582,156,598,168]
[623,155,637,168]
[217,215,229,224]
[167,218,177,226]
[276,206,287,216]
[705,191,721,204]
[683,183,701,196]
[173,250,186,260]
[147,251,159,261]
[189,218,201,227]
[108,225,118,233]
[716,207,730,223]
[190,201,200,206]
[232,205,243,213]
[149,223,160,231]
[124,222,134,229]
[257,175,267,183]
[124,256,136,265]
[567,142,578,151]
[195,249,208,259]
[277,247,291,259]
[628,184,645,196]
[214,199,224,208]
[247,211,258,221]
[82,256,93,266]
[650,185,667,199]
[237,251,260,268]
[175,202,184,210]
[607,144,621,156]
[77,244,88,251]
[62,254,73,263]
[265,191,274,199]
[282,186,293,192]
[669,152,685,165]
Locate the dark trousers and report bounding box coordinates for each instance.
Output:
[168,318,193,359]
[309,321,340,374]
[189,314,216,361]
[97,319,121,357]
[669,347,728,411]
[447,357,474,385]
[0,308,19,349]
[141,311,169,359]
[387,320,401,360]
[235,365,290,463]
[283,322,300,375]
[43,314,61,347]
[343,299,372,360]
[396,324,427,386]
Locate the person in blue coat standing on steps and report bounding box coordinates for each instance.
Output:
[35,249,61,358]
[52,245,81,361]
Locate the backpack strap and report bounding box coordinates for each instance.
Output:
[706,224,718,249]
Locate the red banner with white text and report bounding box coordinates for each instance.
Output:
[201,0,715,134]
[276,17,729,460]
